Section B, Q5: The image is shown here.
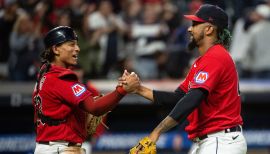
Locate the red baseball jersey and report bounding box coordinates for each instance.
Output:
[33,65,92,143]
[179,44,243,139]
[85,81,107,138]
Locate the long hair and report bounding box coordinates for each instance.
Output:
[35,48,54,87]
[215,28,232,49]
[40,48,55,64]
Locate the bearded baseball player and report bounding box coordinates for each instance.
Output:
[32,26,140,154]
[127,4,247,154]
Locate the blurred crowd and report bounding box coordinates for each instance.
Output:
[0,0,270,82]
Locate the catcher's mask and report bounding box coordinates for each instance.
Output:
[44,26,78,48]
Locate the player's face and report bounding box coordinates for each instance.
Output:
[187,21,208,50]
[52,40,80,68]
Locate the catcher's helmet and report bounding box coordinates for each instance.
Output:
[44,26,78,48]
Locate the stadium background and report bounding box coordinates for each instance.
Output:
[1,0,270,153]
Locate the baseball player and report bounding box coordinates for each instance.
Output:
[32,26,140,154]
[127,4,247,154]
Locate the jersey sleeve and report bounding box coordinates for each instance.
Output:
[190,58,223,93]
[179,64,196,93]
[179,77,189,93]
[53,79,92,106]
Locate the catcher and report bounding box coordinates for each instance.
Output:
[128,4,246,154]
[32,26,140,154]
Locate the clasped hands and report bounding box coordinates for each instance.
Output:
[118,70,140,93]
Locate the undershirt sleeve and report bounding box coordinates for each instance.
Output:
[168,88,208,124]
[153,88,186,105]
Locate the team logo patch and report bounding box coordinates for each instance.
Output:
[72,84,86,96]
[195,71,208,84]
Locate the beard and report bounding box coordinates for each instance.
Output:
[188,38,197,51]
[188,32,204,51]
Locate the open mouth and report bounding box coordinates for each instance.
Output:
[189,35,194,41]
[72,55,78,60]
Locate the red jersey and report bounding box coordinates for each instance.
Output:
[85,81,108,138]
[33,65,92,143]
[179,44,243,139]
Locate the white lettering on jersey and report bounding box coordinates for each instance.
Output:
[195,71,208,84]
[72,84,86,96]
[39,76,46,90]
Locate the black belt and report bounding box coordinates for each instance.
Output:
[38,141,81,147]
[198,125,242,140]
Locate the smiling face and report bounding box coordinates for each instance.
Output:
[51,40,80,68]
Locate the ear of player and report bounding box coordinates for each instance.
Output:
[129,137,157,154]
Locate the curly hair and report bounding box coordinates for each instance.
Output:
[36,48,54,84]
[40,48,55,64]
[215,28,232,49]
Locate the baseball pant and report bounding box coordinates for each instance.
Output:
[34,141,86,154]
[189,130,247,154]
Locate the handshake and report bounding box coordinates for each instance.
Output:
[117,70,141,94]
[117,71,157,154]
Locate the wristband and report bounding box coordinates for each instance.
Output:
[116,86,127,96]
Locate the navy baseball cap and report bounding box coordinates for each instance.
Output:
[184,4,228,29]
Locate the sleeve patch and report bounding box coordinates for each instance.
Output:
[195,71,208,84]
[72,84,86,96]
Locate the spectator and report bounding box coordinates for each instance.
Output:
[68,0,86,29]
[230,7,257,78]
[34,0,57,34]
[18,0,39,14]
[8,12,43,81]
[162,1,193,78]
[120,0,142,25]
[87,0,127,78]
[0,0,18,63]
[55,9,71,26]
[131,4,169,79]
[77,7,102,79]
[235,4,270,79]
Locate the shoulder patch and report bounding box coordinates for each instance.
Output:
[195,71,208,84]
[72,84,86,96]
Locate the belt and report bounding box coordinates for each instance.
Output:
[195,125,242,141]
[38,141,82,147]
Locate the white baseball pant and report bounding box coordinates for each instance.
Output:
[188,129,247,154]
[34,141,86,154]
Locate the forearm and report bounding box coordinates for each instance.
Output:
[149,116,178,143]
[136,85,154,102]
[80,87,126,116]
[149,88,207,143]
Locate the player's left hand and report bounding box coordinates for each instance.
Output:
[119,70,140,93]
[118,70,130,86]
[129,137,156,154]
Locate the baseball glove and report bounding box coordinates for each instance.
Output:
[86,95,109,136]
[130,137,156,154]
[86,113,108,136]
